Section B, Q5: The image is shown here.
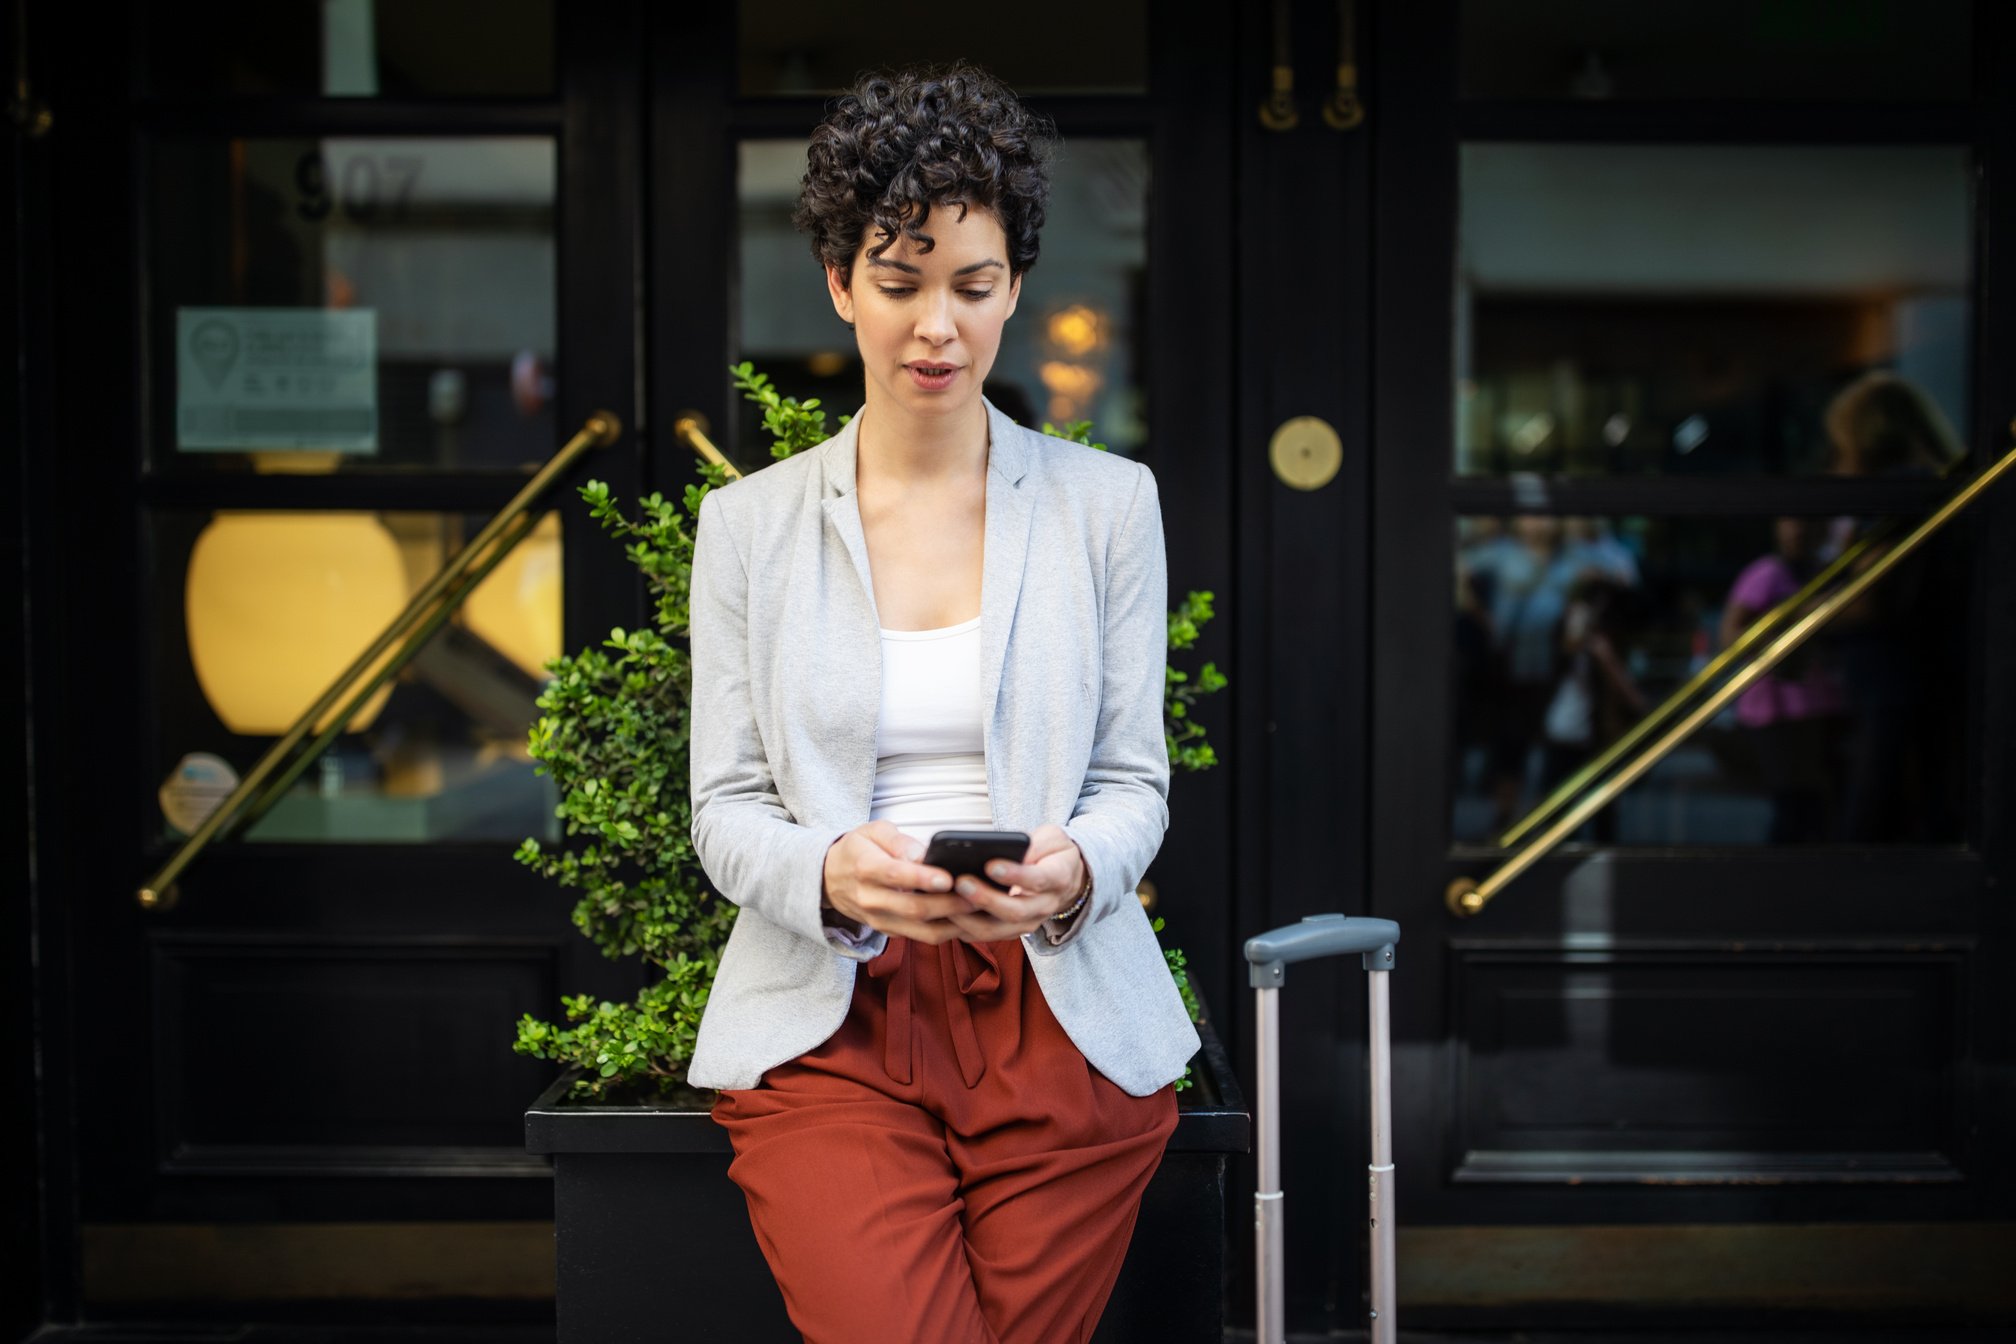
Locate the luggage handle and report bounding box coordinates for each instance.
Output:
[1244,914,1400,1344]
[1245,912,1399,986]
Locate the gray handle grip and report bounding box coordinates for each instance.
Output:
[1245,913,1399,986]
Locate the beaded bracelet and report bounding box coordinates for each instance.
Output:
[1050,863,1093,922]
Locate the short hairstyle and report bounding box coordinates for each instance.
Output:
[1824,370,1964,476]
[794,62,1056,286]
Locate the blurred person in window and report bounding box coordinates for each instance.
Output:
[1560,516,1640,588]
[1539,573,1646,844]
[1451,550,1501,815]
[1468,515,1645,835]
[1467,516,1567,831]
[1817,370,1966,842]
[1719,517,1847,843]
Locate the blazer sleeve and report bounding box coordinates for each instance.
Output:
[688,487,878,958]
[1035,459,1173,958]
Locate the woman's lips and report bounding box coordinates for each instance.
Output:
[906,363,960,390]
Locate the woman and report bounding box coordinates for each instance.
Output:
[1815,370,1967,841]
[685,63,1200,1344]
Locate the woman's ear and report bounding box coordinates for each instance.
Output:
[1004,269,1023,321]
[825,261,855,325]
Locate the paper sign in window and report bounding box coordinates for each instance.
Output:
[176,307,379,453]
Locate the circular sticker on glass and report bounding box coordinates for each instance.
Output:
[159,752,240,836]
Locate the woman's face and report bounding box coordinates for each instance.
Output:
[826,201,1022,427]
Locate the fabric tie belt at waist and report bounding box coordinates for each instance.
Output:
[864,935,1002,1089]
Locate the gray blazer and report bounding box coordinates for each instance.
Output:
[685,396,1201,1097]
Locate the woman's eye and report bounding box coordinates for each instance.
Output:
[873,286,993,300]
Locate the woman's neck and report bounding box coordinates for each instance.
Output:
[854,394,989,489]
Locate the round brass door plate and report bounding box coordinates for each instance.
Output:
[1268,415,1342,490]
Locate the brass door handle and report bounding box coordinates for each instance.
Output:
[1323,0,1365,130]
[1258,0,1299,131]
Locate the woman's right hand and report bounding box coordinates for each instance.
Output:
[821,820,973,944]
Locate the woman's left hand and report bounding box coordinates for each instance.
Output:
[944,823,1087,943]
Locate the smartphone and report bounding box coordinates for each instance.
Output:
[921,829,1031,883]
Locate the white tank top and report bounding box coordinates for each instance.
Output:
[871,615,993,849]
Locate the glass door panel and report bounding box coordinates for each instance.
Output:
[735,0,1147,95]
[1451,511,1970,845]
[142,0,558,99]
[1458,0,1971,103]
[149,508,564,845]
[146,136,559,474]
[1456,143,1973,476]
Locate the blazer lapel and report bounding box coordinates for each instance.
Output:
[818,410,878,622]
[977,398,1035,744]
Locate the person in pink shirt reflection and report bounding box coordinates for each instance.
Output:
[1719,517,1848,843]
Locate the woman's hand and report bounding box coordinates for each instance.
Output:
[943,823,1089,944]
[822,820,976,945]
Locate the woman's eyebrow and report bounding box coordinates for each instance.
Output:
[866,257,1005,276]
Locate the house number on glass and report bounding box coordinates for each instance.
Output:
[295,150,424,223]
[1269,415,1343,490]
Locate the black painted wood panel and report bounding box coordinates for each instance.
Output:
[151,937,558,1169]
[1451,945,1964,1182]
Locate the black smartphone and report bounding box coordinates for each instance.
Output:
[920,829,1031,882]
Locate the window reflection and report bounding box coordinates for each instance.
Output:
[1452,512,1968,846]
[736,138,1149,459]
[737,0,1146,95]
[1458,0,1970,103]
[149,137,558,473]
[1456,144,1972,475]
[157,510,562,844]
[143,1,557,99]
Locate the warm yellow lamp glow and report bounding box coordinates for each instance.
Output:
[1038,359,1104,424]
[246,451,343,475]
[1045,304,1105,358]
[463,512,562,679]
[185,512,408,735]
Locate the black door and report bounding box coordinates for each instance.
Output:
[26,1,646,1324]
[1367,0,2016,1328]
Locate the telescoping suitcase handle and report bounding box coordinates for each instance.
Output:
[1244,914,1401,1344]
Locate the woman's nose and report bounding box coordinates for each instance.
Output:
[914,290,956,344]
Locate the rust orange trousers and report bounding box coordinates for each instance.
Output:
[709,930,1179,1344]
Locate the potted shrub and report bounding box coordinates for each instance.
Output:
[519,366,1245,1343]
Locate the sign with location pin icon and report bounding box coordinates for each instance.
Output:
[175,307,378,454]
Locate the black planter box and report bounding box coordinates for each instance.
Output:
[526,1008,1249,1343]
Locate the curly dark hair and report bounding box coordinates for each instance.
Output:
[794,62,1056,286]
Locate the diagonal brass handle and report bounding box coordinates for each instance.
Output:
[673,412,741,481]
